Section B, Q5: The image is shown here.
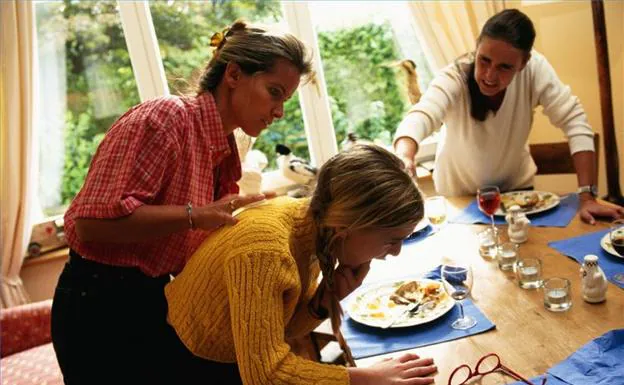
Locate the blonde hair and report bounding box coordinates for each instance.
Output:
[197,19,314,93]
[308,144,424,366]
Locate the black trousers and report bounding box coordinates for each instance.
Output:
[160,320,243,385]
[52,251,242,384]
[51,251,171,385]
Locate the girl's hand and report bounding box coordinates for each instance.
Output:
[333,262,371,300]
[192,194,265,231]
[349,353,437,385]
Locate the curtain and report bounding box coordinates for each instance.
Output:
[408,0,506,71]
[1,1,37,308]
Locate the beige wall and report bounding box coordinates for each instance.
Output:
[510,0,624,194]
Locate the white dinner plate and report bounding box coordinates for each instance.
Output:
[600,232,624,259]
[347,278,455,328]
[494,190,560,217]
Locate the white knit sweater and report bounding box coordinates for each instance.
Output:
[395,51,595,196]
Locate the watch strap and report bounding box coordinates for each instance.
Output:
[577,185,597,197]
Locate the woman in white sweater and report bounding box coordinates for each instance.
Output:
[394,9,624,224]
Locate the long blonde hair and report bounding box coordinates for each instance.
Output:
[308,144,424,366]
[197,19,314,93]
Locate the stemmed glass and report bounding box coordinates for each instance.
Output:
[425,196,447,233]
[610,219,624,257]
[441,263,476,330]
[477,186,501,242]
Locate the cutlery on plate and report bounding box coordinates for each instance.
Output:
[380,300,422,329]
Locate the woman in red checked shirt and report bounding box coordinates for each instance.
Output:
[51,20,314,385]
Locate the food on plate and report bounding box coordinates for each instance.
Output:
[349,279,453,327]
[500,192,553,212]
[390,281,421,304]
[390,280,444,306]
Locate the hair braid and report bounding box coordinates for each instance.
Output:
[309,180,356,366]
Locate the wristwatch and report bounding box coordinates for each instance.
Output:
[577,185,598,197]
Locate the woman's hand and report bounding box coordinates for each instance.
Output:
[349,353,437,385]
[579,196,624,225]
[192,193,266,231]
[394,137,418,178]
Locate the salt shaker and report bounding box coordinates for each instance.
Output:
[505,205,530,243]
[580,254,608,303]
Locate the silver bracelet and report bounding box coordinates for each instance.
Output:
[186,202,194,229]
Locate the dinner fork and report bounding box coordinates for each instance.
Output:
[380,300,422,329]
[410,300,435,315]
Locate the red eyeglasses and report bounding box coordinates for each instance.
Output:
[448,353,547,385]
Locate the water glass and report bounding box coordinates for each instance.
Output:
[441,263,477,330]
[516,257,543,289]
[478,228,499,261]
[543,278,572,312]
[497,242,518,271]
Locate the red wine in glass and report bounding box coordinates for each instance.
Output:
[478,192,501,216]
[477,186,501,240]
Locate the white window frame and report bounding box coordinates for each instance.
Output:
[281,2,338,167]
[118,1,169,101]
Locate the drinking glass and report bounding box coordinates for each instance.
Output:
[516,257,543,289]
[497,242,518,271]
[425,196,447,232]
[477,186,501,243]
[477,228,499,261]
[441,263,476,330]
[610,219,624,257]
[543,277,572,312]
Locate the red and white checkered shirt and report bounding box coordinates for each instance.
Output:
[64,93,241,277]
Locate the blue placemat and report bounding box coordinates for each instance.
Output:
[404,225,433,244]
[548,229,624,289]
[510,329,624,385]
[341,266,496,359]
[450,194,579,227]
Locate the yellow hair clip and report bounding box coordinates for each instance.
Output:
[210,28,230,49]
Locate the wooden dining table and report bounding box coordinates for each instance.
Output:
[328,195,624,384]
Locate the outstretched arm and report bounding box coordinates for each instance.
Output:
[75,194,266,242]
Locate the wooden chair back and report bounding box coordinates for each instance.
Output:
[529,133,600,176]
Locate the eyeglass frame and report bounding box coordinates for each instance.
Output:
[448,353,547,385]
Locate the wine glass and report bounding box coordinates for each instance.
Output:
[477,186,501,241]
[610,219,624,256]
[441,263,477,330]
[425,196,447,232]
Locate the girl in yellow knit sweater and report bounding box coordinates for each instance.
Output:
[163,145,436,384]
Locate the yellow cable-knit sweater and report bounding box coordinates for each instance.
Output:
[165,197,349,384]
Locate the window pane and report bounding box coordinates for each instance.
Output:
[309,1,433,149]
[34,1,140,218]
[149,0,308,170]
